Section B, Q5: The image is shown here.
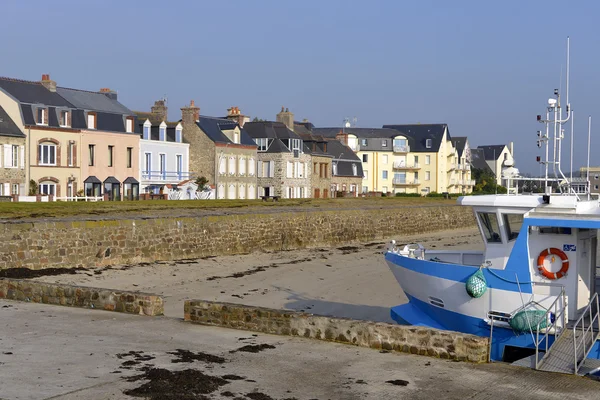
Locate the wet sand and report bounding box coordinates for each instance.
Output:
[33,227,483,322]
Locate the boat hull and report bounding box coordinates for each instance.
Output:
[385,251,600,362]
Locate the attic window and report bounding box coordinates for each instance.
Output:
[352,164,358,176]
[87,112,97,129]
[126,117,134,133]
[36,107,48,125]
[159,124,166,141]
[175,126,182,143]
[59,110,70,127]
[426,139,432,149]
[143,121,151,140]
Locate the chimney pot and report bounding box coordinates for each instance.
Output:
[99,88,111,93]
[190,100,195,107]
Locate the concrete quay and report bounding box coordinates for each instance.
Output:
[1,300,599,400]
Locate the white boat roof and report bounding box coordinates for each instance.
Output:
[457,194,543,208]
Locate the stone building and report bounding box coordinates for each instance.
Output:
[181,101,257,199]
[243,121,311,198]
[0,105,26,196]
[294,124,333,198]
[326,138,363,196]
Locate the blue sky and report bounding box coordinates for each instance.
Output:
[1,0,599,174]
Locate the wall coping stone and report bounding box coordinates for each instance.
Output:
[184,300,489,363]
[0,278,164,316]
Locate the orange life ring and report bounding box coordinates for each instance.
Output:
[537,248,569,280]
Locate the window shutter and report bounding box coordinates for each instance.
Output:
[43,108,48,125]
[67,111,71,127]
[286,162,292,178]
[3,145,11,168]
[269,161,275,177]
[3,183,9,195]
[20,146,24,169]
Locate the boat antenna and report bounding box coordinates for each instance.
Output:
[587,115,591,199]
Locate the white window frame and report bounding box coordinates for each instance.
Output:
[144,152,152,178]
[11,145,18,168]
[11,183,19,195]
[159,122,167,141]
[67,142,74,167]
[228,156,236,175]
[425,171,431,181]
[333,162,338,175]
[248,158,256,176]
[176,154,183,178]
[175,124,182,143]
[39,183,56,196]
[426,139,432,148]
[255,138,268,152]
[238,157,246,175]
[36,107,47,125]
[425,155,431,165]
[352,163,358,176]
[38,144,57,166]
[143,120,151,140]
[126,117,134,133]
[59,110,70,127]
[87,113,96,130]
[159,153,166,179]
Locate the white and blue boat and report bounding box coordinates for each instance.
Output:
[385,45,600,375]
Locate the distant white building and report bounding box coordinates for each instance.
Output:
[137,118,190,194]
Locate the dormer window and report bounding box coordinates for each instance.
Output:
[87,112,97,130]
[159,122,167,141]
[175,123,182,143]
[426,139,432,149]
[36,107,48,125]
[233,131,240,144]
[143,120,151,140]
[333,162,338,175]
[126,117,134,133]
[59,110,70,127]
[352,163,358,176]
[290,138,302,151]
[255,138,268,152]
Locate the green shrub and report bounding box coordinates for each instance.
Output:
[394,192,422,197]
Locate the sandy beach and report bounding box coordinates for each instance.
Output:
[33,226,482,322]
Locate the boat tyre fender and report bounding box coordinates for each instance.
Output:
[537,248,569,280]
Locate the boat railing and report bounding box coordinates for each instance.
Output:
[573,292,600,374]
[535,286,567,370]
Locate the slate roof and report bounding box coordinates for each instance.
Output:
[478,145,507,161]
[244,121,301,140]
[383,124,449,152]
[470,148,493,174]
[0,77,73,107]
[452,137,467,158]
[0,106,25,137]
[326,139,363,178]
[56,87,134,115]
[196,116,255,146]
[265,138,290,153]
[0,76,137,134]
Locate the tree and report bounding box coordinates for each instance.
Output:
[28,180,38,196]
[252,117,266,122]
[472,167,507,194]
[195,176,209,191]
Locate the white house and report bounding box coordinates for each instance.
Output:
[138,119,190,193]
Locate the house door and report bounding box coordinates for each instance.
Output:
[264,187,270,197]
[315,188,320,198]
[576,234,597,315]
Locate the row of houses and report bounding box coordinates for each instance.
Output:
[0,74,515,200]
[0,75,363,200]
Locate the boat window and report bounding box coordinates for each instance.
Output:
[537,227,572,235]
[478,212,502,243]
[503,214,524,241]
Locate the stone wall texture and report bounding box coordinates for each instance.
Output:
[0,278,164,315]
[184,300,489,363]
[0,204,475,271]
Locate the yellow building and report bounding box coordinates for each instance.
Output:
[314,124,474,195]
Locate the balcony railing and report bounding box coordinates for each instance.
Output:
[393,162,420,170]
[393,178,420,186]
[393,145,410,153]
[142,170,192,182]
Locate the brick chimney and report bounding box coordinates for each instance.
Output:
[336,130,348,146]
[276,106,294,131]
[151,99,168,122]
[227,106,247,127]
[99,88,118,101]
[181,100,200,126]
[40,74,57,92]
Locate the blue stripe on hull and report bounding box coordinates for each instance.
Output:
[393,294,600,362]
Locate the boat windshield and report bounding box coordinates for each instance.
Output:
[478,212,501,243]
[503,213,524,241]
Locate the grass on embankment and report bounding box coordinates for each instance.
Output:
[0,196,455,220]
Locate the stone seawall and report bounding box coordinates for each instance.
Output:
[0,205,475,270]
[184,300,489,363]
[0,278,164,316]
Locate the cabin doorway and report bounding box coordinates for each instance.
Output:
[576,232,597,315]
